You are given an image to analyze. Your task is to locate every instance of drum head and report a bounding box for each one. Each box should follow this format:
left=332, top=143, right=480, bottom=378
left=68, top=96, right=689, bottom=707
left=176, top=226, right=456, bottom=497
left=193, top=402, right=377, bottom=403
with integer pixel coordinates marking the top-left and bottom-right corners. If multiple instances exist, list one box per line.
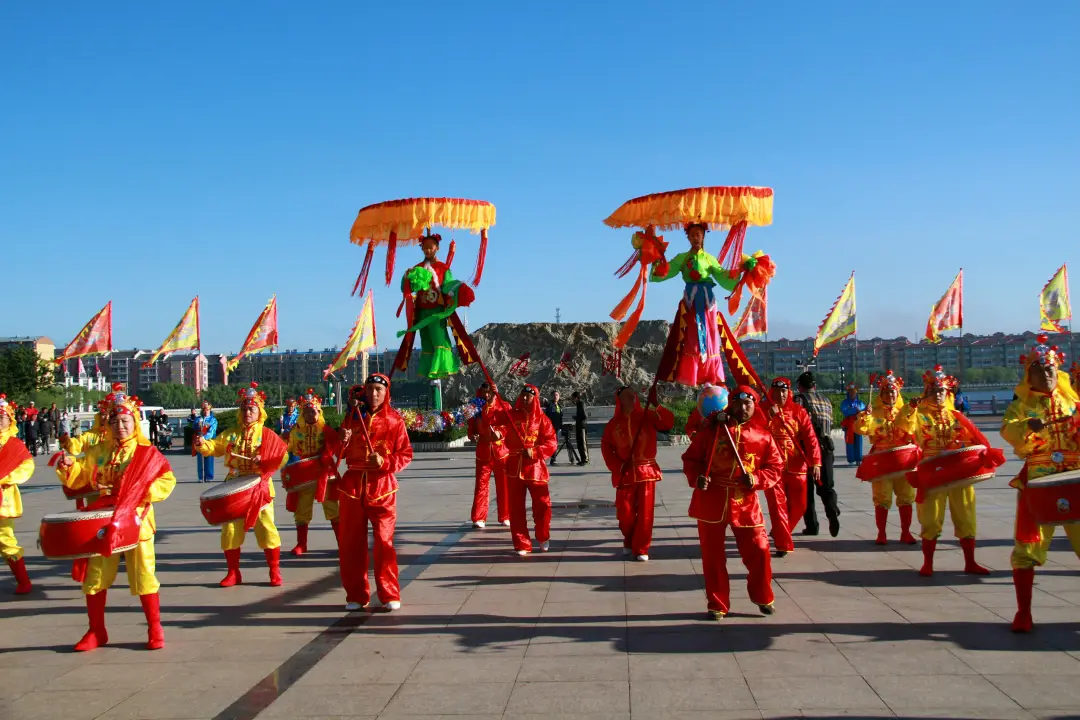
left=200, top=475, right=261, bottom=500
left=1027, top=468, right=1080, bottom=488
left=41, top=509, right=115, bottom=522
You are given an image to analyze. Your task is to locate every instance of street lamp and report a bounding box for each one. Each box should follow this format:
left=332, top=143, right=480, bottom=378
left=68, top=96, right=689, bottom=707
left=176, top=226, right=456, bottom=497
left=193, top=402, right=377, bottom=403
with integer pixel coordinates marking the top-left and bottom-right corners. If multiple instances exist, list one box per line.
left=840, top=364, right=846, bottom=390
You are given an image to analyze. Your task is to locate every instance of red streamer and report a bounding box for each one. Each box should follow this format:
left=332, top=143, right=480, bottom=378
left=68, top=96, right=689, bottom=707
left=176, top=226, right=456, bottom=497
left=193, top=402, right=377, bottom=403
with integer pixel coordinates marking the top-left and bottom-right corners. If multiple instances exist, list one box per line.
left=351, top=242, right=375, bottom=297
left=472, top=228, right=487, bottom=286
left=446, top=239, right=456, bottom=269
left=717, top=219, right=748, bottom=275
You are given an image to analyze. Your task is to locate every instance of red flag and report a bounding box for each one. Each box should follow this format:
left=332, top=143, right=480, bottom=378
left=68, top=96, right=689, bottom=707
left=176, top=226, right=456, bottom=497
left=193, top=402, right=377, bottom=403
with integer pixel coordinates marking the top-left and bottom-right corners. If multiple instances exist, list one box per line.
left=734, top=288, right=768, bottom=340
left=717, top=311, right=764, bottom=390
left=227, top=296, right=279, bottom=372
left=925, top=269, right=963, bottom=344
left=56, top=302, right=113, bottom=364
left=508, top=353, right=530, bottom=378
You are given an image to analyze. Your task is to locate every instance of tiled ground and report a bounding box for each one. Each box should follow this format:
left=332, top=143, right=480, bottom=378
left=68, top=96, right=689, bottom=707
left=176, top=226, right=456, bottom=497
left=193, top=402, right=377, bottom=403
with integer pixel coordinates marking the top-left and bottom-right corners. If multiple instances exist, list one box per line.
left=2, top=421, right=1080, bottom=719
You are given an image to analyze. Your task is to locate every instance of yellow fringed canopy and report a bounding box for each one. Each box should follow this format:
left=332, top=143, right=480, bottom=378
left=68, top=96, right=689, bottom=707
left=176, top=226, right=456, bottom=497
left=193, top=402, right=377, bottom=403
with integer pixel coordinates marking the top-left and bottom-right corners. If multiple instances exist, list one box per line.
left=604, top=186, right=773, bottom=231
left=350, top=197, right=496, bottom=246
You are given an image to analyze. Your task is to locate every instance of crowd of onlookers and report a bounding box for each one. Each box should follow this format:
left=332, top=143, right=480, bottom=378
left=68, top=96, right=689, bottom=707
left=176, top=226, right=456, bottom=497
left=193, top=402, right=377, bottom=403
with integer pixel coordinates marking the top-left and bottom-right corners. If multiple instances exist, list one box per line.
left=11, top=401, right=73, bottom=456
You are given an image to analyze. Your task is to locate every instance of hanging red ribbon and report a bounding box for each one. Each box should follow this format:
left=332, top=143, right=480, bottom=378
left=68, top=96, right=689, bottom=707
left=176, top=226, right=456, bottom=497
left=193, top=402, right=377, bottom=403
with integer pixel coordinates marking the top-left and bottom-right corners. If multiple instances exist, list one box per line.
left=445, top=239, right=456, bottom=269
left=384, top=231, right=398, bottom=287
left=472, top=228, right=488, bottom=286
left=610, top=227, right=667, bottom=349
left=716, top=219, right=748, bottom=276
left=351, top=242, right=376, bottom=297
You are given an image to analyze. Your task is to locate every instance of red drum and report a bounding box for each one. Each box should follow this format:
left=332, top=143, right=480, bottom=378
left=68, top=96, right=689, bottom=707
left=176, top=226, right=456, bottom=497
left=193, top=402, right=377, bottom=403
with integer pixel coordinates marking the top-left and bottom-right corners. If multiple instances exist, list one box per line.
left=1024, top=469, right=1080, bottom=525
left=908, top=445, right=997, bottom=496
left=199, top=475, right=267, bottom=526
left=38, top=509, right=140, bottom=560
left=62, top=484, right=99, bottom=502
left=281, top=456, right=335, bottom=494
left=856, top=444, right=921, bottom=483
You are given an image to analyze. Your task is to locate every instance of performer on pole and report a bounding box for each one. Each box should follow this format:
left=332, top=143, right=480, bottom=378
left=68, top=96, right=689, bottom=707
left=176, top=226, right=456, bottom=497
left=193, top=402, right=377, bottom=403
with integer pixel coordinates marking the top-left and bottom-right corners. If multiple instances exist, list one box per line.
left=468, top=382, right=511, bottom=529
left=853, top=371, right=918, bottom=545
left=682, top=386, right=783, bottom=619
left=285, top=389, right=341, bottom=555
left=504, top=384, right=558, bottom=556
left=195, top=383, right=288, bottom=588
left=55, top=389, right=176, bottom=651
left=1000, top=337, right=1080, bottom=632
left=601, top=386, right=674, bottom=561
left=0, top=395, right=33, bottom=595
left=759, top=378, right=821, bottom=557
left=338, top=376, right=413, bottom=611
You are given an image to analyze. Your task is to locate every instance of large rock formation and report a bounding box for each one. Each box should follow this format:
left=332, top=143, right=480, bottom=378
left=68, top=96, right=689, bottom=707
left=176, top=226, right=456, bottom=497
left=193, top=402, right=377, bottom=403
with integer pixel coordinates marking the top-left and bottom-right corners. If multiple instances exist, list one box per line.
left=442, top=320, right=696, bottom=405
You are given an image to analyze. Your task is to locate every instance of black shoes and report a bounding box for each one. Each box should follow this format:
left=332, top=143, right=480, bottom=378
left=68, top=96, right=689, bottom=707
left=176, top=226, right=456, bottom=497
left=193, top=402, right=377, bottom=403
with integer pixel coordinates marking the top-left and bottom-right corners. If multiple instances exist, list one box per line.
left=828, top=516, right=840, bottom=537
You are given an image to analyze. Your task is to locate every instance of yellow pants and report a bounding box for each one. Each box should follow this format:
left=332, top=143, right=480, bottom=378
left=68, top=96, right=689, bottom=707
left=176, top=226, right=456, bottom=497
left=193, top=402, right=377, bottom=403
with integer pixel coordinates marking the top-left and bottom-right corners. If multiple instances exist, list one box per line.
left=1011, top=523, right=1080, bottom=569
left=220, top=503, right=281, bottom=551
left=0, top=518, right=23, bottom=561
left=293, top=488, right=340, bottom=525
left=917, top=485, right=977, bottom=540
left=83, top=537, right=159, bottom=596
left=872, top=475, right=916, bottom=509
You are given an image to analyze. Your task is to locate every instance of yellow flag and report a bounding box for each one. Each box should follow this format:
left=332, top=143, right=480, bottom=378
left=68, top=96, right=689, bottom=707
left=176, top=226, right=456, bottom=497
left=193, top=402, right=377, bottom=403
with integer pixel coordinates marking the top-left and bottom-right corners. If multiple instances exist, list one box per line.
left=324, top=292, right=377, bottom=379
left=227, top=296, right=279, bottom=372
left=1039, top=264, right=1071, bottom=333
left=814, top=272, right=856, bottom=356
left=142, top=297, right=200, bottom=368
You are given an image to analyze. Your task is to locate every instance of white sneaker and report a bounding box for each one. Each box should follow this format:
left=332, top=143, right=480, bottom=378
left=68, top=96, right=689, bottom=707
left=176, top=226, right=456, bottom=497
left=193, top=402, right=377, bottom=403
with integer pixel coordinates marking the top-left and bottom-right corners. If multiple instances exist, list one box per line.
left=473, top=520, right=486, bottom=529
left=501, top=519, right=511, bottom=527
left=539, top=541, right=550, bottom=552
left=636, top=554, right=649, bottom=562
left=516, top=549, right=530, bottom=557
left=386, top=601, right=401, bottom=612
left=345, top=602, right=363, bottom=611
left=622, top=547, right=632, bottom=556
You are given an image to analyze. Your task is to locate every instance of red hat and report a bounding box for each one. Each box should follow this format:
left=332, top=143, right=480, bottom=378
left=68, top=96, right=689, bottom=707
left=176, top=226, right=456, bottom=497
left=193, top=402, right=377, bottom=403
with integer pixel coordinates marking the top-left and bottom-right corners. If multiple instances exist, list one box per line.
left=733, top=385, right=760, bottom=403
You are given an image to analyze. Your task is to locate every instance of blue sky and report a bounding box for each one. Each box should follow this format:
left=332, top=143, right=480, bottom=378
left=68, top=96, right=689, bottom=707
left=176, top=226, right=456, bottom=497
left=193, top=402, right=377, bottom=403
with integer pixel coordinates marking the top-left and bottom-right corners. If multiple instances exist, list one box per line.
left=3, top=2, right=1078, bottom=356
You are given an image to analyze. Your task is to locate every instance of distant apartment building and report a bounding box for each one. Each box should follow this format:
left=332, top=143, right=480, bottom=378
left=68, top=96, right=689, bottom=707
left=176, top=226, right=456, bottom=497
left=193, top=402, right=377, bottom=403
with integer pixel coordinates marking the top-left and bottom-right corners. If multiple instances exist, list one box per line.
left=226, top=348, right=371, bottom=388
left=0, top=335, right=56, bottom=363
left=57, top=350, right=230, bottom=393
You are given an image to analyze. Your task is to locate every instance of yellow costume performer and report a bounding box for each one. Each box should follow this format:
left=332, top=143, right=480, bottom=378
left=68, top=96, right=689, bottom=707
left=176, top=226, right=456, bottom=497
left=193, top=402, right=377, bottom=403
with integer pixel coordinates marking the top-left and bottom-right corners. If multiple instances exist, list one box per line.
left=1000, top=336, right=1080, bottom=632
left=853, top=371, right=918, bottom=545
left=900, top=366, right=991, bottom=577
left=0, top=395, right=34, bottom=594
left=196, top=382, right=287, bottom=587
left=56, top=387, right=175, bottom=651
left=286, top=389, right=341, bottom=555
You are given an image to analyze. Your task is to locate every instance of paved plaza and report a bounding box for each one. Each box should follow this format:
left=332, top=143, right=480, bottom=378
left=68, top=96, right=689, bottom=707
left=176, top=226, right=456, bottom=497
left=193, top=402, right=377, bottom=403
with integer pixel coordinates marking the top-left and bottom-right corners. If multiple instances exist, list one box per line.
left=3, top=421, right=1080, bottom=720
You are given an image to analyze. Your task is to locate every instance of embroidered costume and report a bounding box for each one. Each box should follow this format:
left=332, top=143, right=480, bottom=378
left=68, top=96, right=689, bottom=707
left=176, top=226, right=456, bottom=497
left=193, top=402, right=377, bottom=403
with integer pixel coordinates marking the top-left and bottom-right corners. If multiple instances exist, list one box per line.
left=0, top=395, right=33, bottom=594
left=285, top=390, right=341, bottom=555
left=503, top=384, right=559, bottom=555
left=468, top=384, right=511, bottom=528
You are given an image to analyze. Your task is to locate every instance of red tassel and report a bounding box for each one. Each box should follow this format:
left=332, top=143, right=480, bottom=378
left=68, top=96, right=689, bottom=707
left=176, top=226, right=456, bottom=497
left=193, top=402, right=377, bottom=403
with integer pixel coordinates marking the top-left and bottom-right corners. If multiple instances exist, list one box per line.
left=614, top=249, right=641, bottom=279
left=384, top=231, right=398, bottom=286
left=471, top=229, right=487, bottom=286
left=445, top=239, right=456, bottom=269
left=351, top=243, right=375, bottom=297
left=717, top=219, right=748, bottom=275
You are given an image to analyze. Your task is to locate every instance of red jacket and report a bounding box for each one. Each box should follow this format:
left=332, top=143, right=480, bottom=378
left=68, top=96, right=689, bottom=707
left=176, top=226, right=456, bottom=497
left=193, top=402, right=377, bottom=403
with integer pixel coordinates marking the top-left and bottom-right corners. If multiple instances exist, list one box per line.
left=759, top=398, right=821, bottom=476
left=682, top=418, right=783, bottom=527
left=468, top=396, right=511, bottom=464
left=503, top=405, right=558, bottom=484
left=601, top=404, right=674, bottom=487
left=339, top=405, right=414, bottom=504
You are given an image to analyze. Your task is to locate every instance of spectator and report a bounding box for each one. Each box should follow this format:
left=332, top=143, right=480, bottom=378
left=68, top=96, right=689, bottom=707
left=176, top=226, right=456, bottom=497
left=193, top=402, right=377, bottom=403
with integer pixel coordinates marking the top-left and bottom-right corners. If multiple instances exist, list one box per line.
left=37, top=413, right=52, bottom=453
left=571, top=391, right=590, bottom=466
left=48, top=402, right=61, bottom=438
left=24, top=401, right=38, bottom=424
left=954, top=386, right=971, bottom=415
left=793, top=372, right=841, bottom=537
left=148, top=409, right=159, bottom=445
left=840, top=385, right=867, bottom=466
left=24, top=413, right=38, bottom=456
left=59, top=411, right=71, bottom=438
left=71, top=413, right=82, bottom=438
left=191, top=402, right=218, bottom=482
left=545, top=391, right=566, bottom=465
left=279, top=397, right=299, bottom=438
left=15, top=408, right=26, bottom=441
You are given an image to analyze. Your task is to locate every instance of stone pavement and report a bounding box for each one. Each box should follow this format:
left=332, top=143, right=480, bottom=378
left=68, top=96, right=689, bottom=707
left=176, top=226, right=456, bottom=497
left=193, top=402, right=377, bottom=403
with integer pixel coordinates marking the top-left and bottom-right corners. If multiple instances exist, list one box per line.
left=2, top=422, right=1080, bottom=720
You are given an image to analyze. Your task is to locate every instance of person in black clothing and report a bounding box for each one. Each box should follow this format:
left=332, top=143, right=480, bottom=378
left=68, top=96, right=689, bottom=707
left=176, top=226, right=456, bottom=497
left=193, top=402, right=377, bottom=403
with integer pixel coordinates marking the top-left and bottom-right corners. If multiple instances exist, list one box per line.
left=24, top=415, right=38, bottom=456
left=37, top=414, right=52, bottom=453
left=571, top=392, right=590, bottom=466
left=546, top=391, right=575, bottom=465
left=148, top=410, right=159, bottom=445
left=792, top=371, right=841, bottom=537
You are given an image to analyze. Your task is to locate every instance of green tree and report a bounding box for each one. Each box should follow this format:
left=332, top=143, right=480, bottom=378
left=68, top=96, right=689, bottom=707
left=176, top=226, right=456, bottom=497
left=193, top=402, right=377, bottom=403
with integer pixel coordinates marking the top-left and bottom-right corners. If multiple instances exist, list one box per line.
left=0, top=346, right=55, bottom=403
left=144, top=383, right=199, bottom=409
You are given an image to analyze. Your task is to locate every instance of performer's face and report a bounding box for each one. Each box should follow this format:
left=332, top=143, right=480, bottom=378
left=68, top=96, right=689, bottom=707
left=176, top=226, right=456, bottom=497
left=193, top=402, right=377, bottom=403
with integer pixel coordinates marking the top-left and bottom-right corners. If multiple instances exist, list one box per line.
left=929, top=386, right=947, bottom=406
left=686, top=226, right=705, bottom=250
left=517, top=387, right=536, bottom=407
left=481, top=385, right=496, bottom=403
left=769, top=386, right=789, bottom=405
left=302, top=406, right=318, bottom=424
left=881, top=385, right=899, bottom=406
left=421, top=239, right=439, bottom=261
left=617, top=389, right=638, bottom=412
left=1028, top=362, right=1057, bottom=394
left=241, top=403, right=261, bottom=425
left=731, top=396, right=755, bottom=423
left=0, top=414, right=10, bottom=432
left=366, top=382, right=387, bottom=410
left=110, top=413, right=136, bottom=440
left=847, top=389, right=856, bottom=399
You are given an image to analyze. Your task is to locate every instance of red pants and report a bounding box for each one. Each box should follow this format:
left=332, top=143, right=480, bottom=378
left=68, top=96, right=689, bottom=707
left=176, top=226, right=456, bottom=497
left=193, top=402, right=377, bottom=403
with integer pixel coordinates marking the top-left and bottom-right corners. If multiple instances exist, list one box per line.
left=764, top=472, right=808, bottom=552
left=616, top=482, right=656, bottom=556
left=696, top=521, right=774, bottom=614
left=471, top=458, right=509, bottom=524
left=509, top=478, right=551, bottom=552
left=338, top=494, right=399, bottom=605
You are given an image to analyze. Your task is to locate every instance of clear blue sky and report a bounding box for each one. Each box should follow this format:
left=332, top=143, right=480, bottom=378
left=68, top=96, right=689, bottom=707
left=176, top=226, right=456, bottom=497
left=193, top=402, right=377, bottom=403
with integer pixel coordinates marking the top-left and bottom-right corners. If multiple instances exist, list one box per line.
left=3, top=2, right=1078, bottom=356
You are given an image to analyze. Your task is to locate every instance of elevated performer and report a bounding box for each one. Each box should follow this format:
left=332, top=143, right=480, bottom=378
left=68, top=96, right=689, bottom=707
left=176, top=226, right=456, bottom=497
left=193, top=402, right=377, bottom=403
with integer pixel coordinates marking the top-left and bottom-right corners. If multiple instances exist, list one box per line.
left=682, top=386, right=783, bottom=619
left=601, top=386, right=674, bottom=562
left=195, top=383, right=288, bottom=588
left=285, top=389, right=341, bottom=555
left=1000, top=337, right=1080, bottom=633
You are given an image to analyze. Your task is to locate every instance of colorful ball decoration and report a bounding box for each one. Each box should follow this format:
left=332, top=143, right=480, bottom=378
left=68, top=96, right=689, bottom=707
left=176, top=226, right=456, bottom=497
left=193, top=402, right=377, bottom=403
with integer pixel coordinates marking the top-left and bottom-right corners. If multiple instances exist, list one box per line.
left=697, top=384, right=729, bottom=417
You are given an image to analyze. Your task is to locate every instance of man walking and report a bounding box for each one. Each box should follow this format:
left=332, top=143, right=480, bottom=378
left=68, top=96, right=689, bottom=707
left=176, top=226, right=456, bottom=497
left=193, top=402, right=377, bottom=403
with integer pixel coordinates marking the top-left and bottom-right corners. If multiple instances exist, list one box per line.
left=545, top=391, right=567, bottom=465
left=793, top=372, right=840, bottom=537
left=571, top=391, right=590, bottom=466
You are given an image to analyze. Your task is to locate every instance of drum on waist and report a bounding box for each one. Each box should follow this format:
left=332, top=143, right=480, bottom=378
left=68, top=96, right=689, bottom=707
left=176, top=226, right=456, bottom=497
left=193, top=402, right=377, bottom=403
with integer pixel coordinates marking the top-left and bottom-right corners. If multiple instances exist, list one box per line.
left=857, top=444, right=921, bottom=483
left=907, top=444, right=998, bottom=497
left=199, top=475, right=268, bottom=526
left=38, top=508, right=140, bottom=560
left=1024, top=467, right=1080, bottom=525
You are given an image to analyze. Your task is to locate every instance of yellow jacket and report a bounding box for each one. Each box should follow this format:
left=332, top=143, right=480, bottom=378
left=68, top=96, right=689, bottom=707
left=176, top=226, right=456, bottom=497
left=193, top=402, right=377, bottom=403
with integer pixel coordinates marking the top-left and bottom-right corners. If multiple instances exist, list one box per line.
left=898, top=399, right=976, bottom=459
left=198, top=423, right=287, bottom=496
left=56, top=436, right=176, bottom=541
left=1000, top=373, right=1080, bottom=485
left=853, top=396, right=914, bottom=452
left=0, top=426, right=34, bottom=519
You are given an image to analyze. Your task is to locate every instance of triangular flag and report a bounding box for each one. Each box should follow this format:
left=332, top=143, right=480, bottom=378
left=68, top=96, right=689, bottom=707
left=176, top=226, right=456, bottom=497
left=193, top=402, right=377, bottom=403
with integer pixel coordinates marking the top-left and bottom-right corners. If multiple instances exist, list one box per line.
left=1039, top=264, right=1071, bottom=333
left=227, top=296, right=279, bottom=373
left=925, top=269, right=963, bottom=344
left=324, top=292, right=378, bottom=379
left=56, top=302, right=113, bottom=365
left=814, top=273, right=856, bottom=356
left=734, top=288, right=768, bottom=341
left=142, top=297, right=201, bottom=368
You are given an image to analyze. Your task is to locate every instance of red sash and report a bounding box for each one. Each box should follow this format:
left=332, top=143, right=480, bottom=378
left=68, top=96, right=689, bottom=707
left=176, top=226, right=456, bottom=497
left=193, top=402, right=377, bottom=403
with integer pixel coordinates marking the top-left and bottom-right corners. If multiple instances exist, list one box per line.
left=245, top=429, right=288, bottom=531
left=0, top=437, right=33, bottom=502
left=95, top=444, right=171, bottom=556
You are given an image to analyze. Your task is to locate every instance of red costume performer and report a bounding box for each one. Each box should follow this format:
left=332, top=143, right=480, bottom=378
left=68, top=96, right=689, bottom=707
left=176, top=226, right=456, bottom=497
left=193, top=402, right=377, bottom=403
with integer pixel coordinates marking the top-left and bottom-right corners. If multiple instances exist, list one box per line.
left=682, top=386, right=783, bottom=618
left=759, top=377, right=822, bottom=557
left=338, top=375, right=414, bottom=611
left=503, top=384, right=558, bottom=555
left=601, top=386, right=674, bottom=560
left=468, top=382, right=511, bottom=528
